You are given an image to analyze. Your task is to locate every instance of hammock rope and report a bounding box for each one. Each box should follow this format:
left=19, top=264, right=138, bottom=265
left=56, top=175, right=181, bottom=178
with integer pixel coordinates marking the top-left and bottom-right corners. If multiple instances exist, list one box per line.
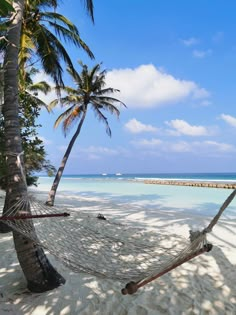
left=0, top=189, right=235, bottom=294
left=0, top=152, right=235, bottom=294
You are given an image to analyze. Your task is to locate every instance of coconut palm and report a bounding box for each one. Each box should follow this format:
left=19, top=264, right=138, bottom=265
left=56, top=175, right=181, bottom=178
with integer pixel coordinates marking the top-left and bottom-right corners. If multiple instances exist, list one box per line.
left=46, top=62, right=126, bottom=206
left=20, top=0, right=94, bottom=86
left=1, top=0, right=95, bottom=292
left=0, top=0, right=94, bottom=87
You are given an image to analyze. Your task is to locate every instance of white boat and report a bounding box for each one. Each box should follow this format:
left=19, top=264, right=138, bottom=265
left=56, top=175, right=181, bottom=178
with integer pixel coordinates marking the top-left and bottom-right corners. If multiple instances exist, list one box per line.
left=116, top=173, right=122, bottom=176
left=102, top=173, right=107, bottom=176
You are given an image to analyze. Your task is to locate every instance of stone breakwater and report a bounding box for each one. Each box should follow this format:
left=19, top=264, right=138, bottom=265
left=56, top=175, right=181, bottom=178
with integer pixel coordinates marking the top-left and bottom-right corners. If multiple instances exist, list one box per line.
left=143, top=180, right=236, bottom=189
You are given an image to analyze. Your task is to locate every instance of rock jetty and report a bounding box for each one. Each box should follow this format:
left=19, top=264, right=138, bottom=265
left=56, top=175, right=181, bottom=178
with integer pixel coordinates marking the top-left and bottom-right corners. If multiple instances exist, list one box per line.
left=142, top=180, right=236, bottom=189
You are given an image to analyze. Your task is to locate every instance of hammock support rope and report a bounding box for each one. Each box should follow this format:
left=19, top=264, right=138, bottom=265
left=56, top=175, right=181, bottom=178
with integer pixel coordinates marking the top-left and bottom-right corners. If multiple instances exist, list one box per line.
left=0, top=212, right=70, bottom=220
left=121, top=243, right=213, bottom=295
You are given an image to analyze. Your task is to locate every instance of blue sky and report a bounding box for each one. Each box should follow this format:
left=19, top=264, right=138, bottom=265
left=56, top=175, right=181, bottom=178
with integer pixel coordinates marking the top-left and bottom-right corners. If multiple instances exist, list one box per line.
left=36, top=0, right=236, bottom=174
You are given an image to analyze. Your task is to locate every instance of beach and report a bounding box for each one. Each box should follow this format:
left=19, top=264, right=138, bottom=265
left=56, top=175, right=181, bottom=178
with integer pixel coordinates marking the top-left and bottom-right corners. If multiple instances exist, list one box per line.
left=0, top=177, right=236, bottom=315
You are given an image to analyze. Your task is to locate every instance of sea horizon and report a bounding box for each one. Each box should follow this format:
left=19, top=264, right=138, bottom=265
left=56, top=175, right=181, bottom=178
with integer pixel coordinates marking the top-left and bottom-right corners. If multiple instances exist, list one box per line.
left=38, top=171, right=236, bottom=183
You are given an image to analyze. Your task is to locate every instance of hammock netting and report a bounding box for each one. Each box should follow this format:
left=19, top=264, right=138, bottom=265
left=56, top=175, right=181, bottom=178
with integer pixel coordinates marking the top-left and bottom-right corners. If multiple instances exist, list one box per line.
left=1, top=189, right=235, bottom=293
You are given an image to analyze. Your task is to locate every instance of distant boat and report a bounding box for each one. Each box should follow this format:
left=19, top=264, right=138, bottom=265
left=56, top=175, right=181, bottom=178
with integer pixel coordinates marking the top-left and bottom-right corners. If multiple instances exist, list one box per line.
left=102, top=173, right=107, bottom=176
left=116, top=173, right=122, bottom=176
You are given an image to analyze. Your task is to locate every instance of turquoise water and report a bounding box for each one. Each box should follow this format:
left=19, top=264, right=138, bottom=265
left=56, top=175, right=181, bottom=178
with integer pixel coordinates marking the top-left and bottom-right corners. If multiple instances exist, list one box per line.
left=35, top=174, right=236, bottom=218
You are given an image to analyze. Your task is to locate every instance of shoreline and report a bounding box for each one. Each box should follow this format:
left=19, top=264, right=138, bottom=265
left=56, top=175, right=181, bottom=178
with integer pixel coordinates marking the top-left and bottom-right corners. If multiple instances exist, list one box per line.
left=142, top=179, right=236, bottom=189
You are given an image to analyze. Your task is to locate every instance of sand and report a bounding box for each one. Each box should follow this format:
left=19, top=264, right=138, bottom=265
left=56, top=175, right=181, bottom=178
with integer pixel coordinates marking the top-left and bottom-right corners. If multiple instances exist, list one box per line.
left=0, top=189, right=236, bottom=315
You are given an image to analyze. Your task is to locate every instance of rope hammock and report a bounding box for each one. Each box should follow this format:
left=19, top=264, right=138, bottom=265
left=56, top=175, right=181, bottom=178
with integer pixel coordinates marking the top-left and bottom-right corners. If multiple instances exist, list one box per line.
left=1, top=151, right=235, bottom=294
left=1, top=188, right=235, bottom=295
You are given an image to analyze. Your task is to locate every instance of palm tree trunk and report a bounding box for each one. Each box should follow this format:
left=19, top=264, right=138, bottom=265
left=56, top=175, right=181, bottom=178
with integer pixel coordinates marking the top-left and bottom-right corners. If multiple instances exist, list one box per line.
left=46, top=110, right=87, bottom=206
left=1, top=0, right=65, bottom=292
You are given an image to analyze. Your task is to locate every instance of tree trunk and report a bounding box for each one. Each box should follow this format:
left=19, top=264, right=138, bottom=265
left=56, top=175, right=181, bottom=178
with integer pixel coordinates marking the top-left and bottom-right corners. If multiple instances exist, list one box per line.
left=46, top=110, right=87, bottom=206
left=1, top=0, right=65, bottom=292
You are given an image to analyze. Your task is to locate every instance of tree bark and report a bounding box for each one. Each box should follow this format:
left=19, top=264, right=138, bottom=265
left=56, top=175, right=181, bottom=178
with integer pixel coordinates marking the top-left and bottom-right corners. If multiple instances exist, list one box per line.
left=1, top=0, right=65, bottom=292
left=46, top=110, right=87, bottom=206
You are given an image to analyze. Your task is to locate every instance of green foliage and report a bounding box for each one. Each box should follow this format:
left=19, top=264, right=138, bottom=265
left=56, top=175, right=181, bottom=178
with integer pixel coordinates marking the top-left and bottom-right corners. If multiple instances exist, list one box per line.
left=0, top=0, right=14, bottom=16
left=18, top=0, right=94, bottom=87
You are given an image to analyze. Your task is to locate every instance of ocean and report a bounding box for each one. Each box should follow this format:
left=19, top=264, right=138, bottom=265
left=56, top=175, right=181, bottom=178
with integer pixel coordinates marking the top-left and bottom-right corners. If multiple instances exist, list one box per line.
left=34, top=173, right=236, bottom=219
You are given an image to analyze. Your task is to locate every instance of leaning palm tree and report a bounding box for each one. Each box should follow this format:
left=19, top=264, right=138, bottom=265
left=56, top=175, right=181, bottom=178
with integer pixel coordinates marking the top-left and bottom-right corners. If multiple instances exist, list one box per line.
left=1, top=0, right=95, bottom=293
left=46, top=62, right=126, bottom=206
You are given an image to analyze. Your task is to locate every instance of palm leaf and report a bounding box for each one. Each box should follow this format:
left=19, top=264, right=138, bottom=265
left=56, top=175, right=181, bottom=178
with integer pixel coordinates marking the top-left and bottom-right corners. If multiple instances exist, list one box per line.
left=0, top=0, right=14, bottom=16
left=92, top=106, right=112, bottom=137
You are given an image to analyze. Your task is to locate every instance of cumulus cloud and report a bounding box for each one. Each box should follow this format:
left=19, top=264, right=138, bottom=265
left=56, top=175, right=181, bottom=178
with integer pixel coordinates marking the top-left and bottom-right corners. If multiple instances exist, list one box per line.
left=131, top=138, right=236, bottom=154
left=165, top=119, right=209, bottom=136
left=193, top=49, right=212, bottom=58
left=181, top=37, right=199, bottom=46
left=220, top=114, right=236, bottom=127
left=105, top=64, right=209, bottom=108
left=124, top=118, right=157, bottom=134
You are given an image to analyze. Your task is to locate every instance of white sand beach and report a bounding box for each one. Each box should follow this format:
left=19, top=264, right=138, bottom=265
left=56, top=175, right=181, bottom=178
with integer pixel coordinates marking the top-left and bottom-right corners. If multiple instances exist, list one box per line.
left=0, top=188, right=236, bottom=315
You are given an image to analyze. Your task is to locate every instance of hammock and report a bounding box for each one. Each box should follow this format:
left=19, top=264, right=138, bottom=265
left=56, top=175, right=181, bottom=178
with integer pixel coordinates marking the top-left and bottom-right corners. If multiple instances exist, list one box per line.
left=1, top=188, right=235, bottom=295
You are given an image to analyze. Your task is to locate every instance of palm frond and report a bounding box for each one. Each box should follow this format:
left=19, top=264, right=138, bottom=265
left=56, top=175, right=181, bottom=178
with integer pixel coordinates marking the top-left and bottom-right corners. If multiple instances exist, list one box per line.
left=54, top=104, right=78, bottom=128
left=91, top=98, right=120, bottom=118
left=81, top=0, right=94, bottom=23
left=97, top=87, right=120, bottom=95
left=62, top=108, right=83, bottom=136
left=63, top=86, right=81, bottom=96
left=23, top=90, right=49, bottom=111
left=41, top=12, right=80, bottom=34
left=48, top=98, right=60, bottom=111
left=67, top=66, right=83, bottom=87
left=93, top=95, right=126, bottom=108
left=28, top=81, right=51, bottom=94
left=92, top=106, right=112, bottom=137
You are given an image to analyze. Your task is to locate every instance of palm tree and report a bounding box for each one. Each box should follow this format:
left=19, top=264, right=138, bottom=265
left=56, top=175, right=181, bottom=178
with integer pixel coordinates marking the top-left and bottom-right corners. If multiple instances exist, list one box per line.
left=19, top=0, right=94, bottom=87
left=0, top=0, right=94, bottom=87
left=1, top=0, right=95, bottom=292
left=46, top=62, right=126, bottom=206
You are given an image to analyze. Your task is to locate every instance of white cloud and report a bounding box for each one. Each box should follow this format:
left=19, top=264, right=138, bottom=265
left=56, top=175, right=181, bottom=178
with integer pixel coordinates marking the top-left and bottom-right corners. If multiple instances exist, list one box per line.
left=169, top=141, right=192, bottom=152
left=78, top=146, right=119, bottom=156
left=220, top=114, right=236, bottom=127
left=131, top=138, right=236, bottom=155
left=124, top=118, right=157, bottom=134
left=55, top=145, right=119, bottom=161
left=165, top=119, right=209, bottom=136
left=193, top=49, right=212, bottom=58
left=203, top=141, right=235, bottom=152
left=105, top=64, right=209, bottom=108
left=181, top=37, right=199, bottom=46
left=200, top=100, right=212, bottom=106
left=131, top=138, right=162, bottom=147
